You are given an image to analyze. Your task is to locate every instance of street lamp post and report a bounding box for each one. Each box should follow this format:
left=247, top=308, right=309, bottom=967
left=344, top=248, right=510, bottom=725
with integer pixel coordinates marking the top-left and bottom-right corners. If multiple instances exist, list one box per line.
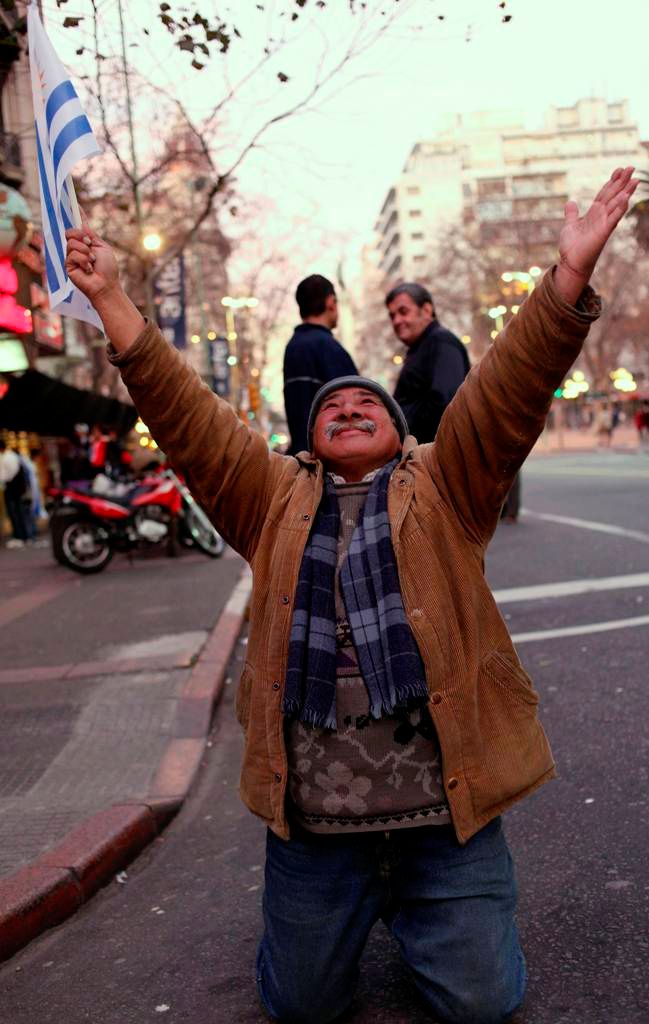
left=221, top=295, right=258, bottom=411
left=189, top=178, right=210, bottom=377
left=141, top=229, right=162, bottom=320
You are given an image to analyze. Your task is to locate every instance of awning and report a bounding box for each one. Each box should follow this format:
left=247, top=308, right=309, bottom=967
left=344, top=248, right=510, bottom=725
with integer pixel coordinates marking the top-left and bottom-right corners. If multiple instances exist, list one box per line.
left=0, top=369, right=137, bottom=437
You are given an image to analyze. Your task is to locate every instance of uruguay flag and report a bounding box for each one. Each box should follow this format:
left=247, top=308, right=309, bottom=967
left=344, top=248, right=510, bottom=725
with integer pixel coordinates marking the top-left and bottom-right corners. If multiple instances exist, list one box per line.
left=27, top=6, right=103, bottom=331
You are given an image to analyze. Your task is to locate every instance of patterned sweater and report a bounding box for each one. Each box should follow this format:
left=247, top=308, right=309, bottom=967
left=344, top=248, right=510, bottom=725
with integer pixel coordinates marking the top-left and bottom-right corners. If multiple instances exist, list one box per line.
left=286, top=480, right=450, bottom=833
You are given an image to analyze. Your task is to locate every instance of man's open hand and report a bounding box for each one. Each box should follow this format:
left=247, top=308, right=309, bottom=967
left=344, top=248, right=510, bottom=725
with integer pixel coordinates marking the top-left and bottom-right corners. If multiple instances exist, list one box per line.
left=555, top=167, right=638, bottom=303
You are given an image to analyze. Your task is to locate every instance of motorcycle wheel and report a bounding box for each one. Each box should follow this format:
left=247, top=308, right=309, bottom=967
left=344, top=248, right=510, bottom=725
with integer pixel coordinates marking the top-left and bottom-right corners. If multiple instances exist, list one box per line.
left=183, top=507, right=225, bottom=558
left=60, top=519, right=113, bottom=574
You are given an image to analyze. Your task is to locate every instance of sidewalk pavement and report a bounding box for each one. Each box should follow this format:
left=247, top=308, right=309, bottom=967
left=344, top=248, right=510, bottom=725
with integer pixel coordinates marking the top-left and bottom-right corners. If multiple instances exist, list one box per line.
left=0, top=542, right=252, bottom=962
left=531, top=423, right=641, bottom=455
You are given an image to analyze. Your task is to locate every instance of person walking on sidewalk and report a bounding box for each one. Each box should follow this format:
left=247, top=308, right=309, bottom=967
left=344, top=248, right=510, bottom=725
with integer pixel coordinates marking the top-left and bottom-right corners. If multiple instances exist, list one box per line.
left=66, top=167, right=636, bottom=1024
left=594, top=400, right=614, bottom=447
left=0, top=439, right=29, bottom=547
left=283, top=274, right=358, bottom=455
left=634, top=400, right=649, bottom=452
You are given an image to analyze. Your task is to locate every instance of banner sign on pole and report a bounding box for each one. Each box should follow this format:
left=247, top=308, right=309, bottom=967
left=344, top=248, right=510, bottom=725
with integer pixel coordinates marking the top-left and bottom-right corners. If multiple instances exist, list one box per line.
left=153, top=255, right=186, bottom=349
left=208, top=336, right=230, bottom=397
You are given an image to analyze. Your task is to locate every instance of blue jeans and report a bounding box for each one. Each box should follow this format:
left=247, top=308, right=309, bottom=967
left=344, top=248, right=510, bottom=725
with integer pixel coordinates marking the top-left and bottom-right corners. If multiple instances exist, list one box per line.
left=257, top=818, right=525, bottom=1024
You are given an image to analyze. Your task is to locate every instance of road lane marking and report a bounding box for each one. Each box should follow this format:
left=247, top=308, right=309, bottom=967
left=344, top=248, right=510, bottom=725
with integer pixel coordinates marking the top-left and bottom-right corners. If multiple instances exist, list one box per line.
left=522, top=509, right=649, bottom=545
left=512, top=613, right=649, bottom=644
left=493, top=571, right=649, bottom=604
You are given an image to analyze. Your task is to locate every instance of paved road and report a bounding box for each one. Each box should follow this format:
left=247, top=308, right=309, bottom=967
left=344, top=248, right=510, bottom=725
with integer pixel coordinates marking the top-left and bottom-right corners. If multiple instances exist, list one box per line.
left=1, top=452, right=648, bottom=1022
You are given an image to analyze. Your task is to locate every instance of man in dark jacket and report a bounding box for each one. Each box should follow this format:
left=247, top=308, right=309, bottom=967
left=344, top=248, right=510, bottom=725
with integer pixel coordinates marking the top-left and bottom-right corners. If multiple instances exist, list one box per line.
left=283, top=274, right=358, bottom=454
left=387, top=282, right=470, bottom=444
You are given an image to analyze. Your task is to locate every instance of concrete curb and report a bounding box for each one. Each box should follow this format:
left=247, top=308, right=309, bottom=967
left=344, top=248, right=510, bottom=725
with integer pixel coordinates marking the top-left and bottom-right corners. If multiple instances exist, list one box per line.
left=0, top=567, right=252, bottom=963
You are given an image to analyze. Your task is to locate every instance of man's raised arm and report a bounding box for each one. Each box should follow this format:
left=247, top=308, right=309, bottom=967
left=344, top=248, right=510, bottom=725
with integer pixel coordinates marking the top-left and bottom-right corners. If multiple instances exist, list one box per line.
left=65, top=225, right=288, bottom=561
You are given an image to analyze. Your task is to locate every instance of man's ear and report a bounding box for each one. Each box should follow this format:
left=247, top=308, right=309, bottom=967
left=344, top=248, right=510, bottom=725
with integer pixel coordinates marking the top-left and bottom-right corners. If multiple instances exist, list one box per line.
left=422, top=301, right=435, bottom=319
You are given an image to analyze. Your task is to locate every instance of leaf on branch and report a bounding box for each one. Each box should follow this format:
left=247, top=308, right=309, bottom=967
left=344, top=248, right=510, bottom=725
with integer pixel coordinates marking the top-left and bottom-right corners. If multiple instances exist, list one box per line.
left=277, top=71, right=289, bottom=82
left=56, top=0, right=70, bottom=7
left=159, top=2, right=171, bottom=10
left=191, top=59, right=205, bottom=70
left=215, top=29, right=231, bottom=52
left=502, top=14, right=512, bottom=22
left=63, top=16, right=83, bottom=27
left=178, top=35, right=195, bottom=51
left=75, top=47, right=84, bottom=55
left=160, top=13, right=175, bottom=30
left=197, top=42, right=209, bottom=56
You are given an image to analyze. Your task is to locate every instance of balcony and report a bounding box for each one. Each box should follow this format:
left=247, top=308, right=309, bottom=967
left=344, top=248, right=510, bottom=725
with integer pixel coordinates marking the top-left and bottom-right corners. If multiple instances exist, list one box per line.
left=0, top=130, right=23, bottom=184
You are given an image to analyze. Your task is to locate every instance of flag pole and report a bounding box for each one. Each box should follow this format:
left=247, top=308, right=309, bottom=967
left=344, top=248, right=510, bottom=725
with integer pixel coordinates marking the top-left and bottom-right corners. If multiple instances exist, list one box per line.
left=66, top=175, right=83, bottom=229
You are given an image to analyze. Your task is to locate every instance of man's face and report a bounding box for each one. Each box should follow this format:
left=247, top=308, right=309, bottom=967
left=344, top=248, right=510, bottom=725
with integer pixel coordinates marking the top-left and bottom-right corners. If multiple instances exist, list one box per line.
left=387, top=292, right=434, bottom=346
left=312, top=387, right=401, bottom=481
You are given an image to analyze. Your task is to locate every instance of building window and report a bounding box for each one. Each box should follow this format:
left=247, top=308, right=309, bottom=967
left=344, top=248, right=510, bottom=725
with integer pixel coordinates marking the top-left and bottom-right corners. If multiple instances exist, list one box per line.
left=406, top=186, right=420, bottom=195
left=557, top=107, right=579, bottom=128
left=477, top=178, right=506, bottom=199
left=409, top=209, right=422, bottom=218
left=608, top=103, right=624, bottom=124
left=411, top=231, right=424, bottom=240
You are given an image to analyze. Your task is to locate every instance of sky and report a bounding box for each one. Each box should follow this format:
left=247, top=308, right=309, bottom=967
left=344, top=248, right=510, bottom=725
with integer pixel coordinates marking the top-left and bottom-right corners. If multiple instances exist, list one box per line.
left=40, top=0, right=649, bottom=336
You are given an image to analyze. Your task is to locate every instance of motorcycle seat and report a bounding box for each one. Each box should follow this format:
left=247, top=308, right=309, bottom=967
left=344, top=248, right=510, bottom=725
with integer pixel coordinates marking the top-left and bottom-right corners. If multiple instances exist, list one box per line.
left=109, top=485, right=150, bottom=507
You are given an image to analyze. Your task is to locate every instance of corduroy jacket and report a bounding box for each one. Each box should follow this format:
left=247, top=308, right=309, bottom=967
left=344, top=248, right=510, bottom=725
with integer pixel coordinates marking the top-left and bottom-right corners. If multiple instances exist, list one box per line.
left=110, top=270, right=600, bottom=843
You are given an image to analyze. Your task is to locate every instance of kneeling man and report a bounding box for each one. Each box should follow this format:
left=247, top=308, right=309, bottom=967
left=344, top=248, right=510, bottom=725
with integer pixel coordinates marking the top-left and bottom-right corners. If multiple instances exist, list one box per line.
left=66, top=168, right=636, bottom=1023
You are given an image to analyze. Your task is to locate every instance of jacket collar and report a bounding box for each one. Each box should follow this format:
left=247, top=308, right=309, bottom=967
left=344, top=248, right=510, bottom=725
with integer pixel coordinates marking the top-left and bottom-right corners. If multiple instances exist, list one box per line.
left=406, top=318, right=440, bottom=354
left=293, top=322, right=333, bottom=337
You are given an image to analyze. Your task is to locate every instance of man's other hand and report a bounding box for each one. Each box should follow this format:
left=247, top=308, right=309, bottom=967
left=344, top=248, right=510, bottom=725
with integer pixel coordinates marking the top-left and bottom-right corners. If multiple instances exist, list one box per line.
left=555, top=166, right=638, bottom=304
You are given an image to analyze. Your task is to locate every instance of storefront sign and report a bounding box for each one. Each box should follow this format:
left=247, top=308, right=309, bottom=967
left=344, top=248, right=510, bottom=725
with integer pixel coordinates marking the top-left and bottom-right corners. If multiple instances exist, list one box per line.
left=153, top=255, right=186, bottom=350
left=208, top=336, right=230, bottom=397
left=30, top=280, right=64, bottom=350
left=0, top=257, right=31, bottom=335
left=0, top=186, right=32, bottom=258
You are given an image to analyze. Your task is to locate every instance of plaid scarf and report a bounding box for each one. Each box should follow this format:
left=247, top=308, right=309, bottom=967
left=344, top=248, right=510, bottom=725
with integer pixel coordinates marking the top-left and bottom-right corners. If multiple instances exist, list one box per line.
left=283, top=459, right=429, bottom=730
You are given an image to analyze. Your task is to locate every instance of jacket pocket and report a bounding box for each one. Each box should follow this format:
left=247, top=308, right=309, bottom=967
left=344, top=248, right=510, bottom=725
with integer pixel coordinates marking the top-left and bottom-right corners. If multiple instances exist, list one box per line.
left=464, top=649, right=551, bottom=819
left=235, top=663, right=253, bottom=732
left=482, top=650, right=539, bottom=706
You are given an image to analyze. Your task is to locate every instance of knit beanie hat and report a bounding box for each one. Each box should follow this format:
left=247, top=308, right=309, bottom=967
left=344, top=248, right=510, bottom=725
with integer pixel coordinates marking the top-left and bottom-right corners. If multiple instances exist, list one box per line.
left=307, top=375, right=409, bottom=452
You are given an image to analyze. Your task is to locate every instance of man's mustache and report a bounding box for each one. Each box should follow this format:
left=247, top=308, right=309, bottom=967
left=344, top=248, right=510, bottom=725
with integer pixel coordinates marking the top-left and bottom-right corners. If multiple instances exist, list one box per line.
left=324, top=419, right=377, bottom=441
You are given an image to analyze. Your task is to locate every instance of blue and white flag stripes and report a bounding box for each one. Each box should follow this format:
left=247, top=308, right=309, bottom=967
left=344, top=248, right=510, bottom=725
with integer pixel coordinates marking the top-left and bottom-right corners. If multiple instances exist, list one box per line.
left=27, top=5, right=103, bottom=331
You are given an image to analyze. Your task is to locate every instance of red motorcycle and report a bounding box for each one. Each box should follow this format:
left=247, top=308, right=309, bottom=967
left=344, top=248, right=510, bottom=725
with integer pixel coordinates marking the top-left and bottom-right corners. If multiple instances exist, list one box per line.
left=49, top=468, right=224, bottom=573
